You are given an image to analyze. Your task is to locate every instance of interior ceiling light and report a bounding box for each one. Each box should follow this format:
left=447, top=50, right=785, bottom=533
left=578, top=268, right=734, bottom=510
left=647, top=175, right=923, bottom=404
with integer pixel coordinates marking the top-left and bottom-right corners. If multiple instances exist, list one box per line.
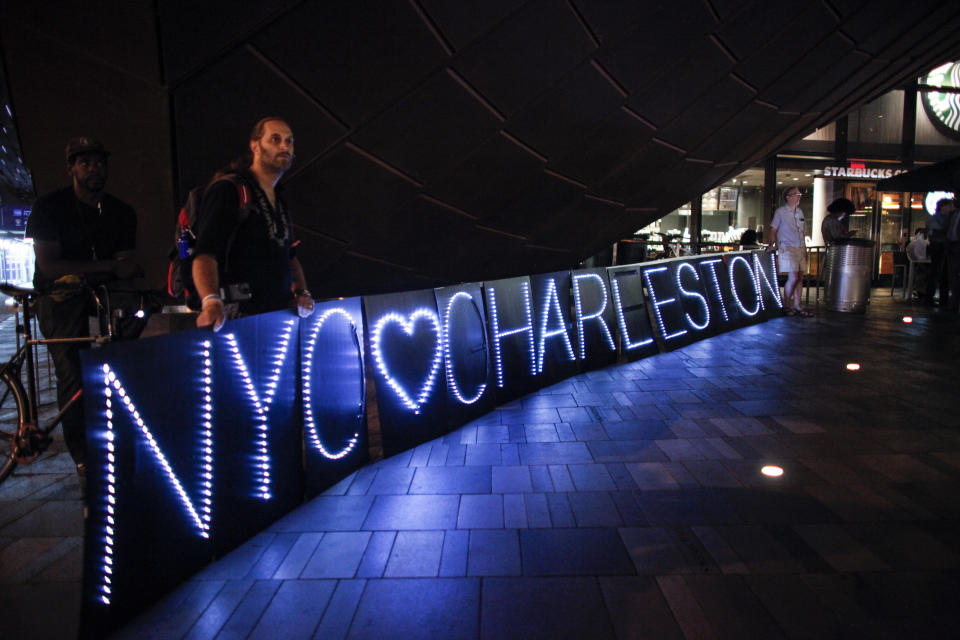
left=761, top=465, right=784, bottom=477
left=846, top=363, right=861, bottom=371
left=903, top=316, right=913, bottom=323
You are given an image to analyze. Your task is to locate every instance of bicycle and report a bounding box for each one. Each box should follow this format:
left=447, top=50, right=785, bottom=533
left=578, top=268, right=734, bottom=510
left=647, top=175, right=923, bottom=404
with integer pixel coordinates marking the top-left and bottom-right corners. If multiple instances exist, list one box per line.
left=0, top=282, right=155, bottom=483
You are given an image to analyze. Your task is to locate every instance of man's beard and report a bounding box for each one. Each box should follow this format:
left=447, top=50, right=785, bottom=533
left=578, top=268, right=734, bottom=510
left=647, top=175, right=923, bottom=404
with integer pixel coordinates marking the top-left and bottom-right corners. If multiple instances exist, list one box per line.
left=81, top=175, right=105, bottom=192
left=258, top=145, right=293, bottom=172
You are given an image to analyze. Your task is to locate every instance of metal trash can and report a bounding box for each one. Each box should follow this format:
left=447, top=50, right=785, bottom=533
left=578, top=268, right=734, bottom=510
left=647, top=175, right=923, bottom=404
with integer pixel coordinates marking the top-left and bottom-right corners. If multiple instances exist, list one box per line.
left=822, top=238, right=875, bottom=312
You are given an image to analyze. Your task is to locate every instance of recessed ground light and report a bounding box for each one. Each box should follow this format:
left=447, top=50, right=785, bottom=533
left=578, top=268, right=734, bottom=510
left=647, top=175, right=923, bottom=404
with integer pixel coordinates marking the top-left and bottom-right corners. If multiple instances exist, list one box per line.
left=903, top=316, right=913, bottom=323
left=761, top=465, right=784, bottom=477
left=846, top=363, right=861, bottom=371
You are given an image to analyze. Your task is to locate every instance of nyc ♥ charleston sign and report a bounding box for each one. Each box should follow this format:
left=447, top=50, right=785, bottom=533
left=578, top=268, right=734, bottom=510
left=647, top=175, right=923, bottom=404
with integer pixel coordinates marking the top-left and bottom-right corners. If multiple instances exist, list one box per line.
left=80, top=250, right=782, bottom=634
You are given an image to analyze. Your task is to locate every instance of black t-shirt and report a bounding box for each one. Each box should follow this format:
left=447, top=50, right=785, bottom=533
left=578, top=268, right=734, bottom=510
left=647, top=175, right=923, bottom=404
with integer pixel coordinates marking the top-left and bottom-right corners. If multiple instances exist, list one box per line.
left=193, top=172, right=294, bottom=314
left=25, top=187, right=137, bottom=289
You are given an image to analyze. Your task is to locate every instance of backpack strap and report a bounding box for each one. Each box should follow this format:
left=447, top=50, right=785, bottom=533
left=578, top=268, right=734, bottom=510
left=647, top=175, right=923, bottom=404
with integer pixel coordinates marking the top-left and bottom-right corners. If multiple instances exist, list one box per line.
left=237, top=183, right=251, bottom=209
left=211, top=173, right=255, bottom=278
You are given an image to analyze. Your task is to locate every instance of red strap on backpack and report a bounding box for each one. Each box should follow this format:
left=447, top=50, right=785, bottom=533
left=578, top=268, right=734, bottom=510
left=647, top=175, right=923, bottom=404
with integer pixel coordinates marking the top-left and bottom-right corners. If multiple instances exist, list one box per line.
left=237, top=184, right=251, bottom=209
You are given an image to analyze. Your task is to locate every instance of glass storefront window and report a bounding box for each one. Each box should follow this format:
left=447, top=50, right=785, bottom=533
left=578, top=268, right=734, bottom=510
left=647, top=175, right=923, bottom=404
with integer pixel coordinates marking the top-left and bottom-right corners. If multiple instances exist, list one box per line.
left=634, top=167, right=767, bottom=246
left=0, top=236, right=34, bottom=286
left=909, top=193, right=927, bottom=234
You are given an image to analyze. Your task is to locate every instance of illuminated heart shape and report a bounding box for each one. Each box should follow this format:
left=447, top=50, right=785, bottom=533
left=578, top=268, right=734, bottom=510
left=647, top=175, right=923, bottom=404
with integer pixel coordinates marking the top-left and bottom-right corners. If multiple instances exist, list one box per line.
left=371, top=309, right=443, bottom=414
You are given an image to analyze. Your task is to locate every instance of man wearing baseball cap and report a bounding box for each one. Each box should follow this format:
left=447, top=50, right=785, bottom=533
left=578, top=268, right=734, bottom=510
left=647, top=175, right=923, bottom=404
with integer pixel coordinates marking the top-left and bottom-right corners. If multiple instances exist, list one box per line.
left=24, top=136, right=141, bottom=495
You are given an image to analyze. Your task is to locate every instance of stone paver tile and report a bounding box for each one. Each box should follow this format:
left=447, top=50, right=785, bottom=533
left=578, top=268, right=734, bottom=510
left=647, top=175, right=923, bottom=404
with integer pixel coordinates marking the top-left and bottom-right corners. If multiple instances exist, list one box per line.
left=350, top=578, right=480, bottom=639
left=439, top=530, right=469, bottom=577
left=384, top=530, right=443, bottom=577
left=458, top=494, right=503, bottom=529
left=313, top=579, right=366, bottom=640
left=655, top=575, right=714, bottom=640
left=468, top=529, right=521, bottom=576
left=301, top=531, right=372, bottom=578
left=483, top=577, right=616, bottom=639
left=248, top=580, right=335, bottom=640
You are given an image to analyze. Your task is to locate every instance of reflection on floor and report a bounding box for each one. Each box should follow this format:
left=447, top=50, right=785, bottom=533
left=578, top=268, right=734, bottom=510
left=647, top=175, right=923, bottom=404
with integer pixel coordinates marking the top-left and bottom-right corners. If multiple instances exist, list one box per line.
left=4, top=295, right=960, bottom=639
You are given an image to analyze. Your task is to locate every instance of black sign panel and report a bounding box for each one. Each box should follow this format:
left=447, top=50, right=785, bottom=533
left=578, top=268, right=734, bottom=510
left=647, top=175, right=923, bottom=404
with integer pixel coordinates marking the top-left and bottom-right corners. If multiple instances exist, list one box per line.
left=207, top=312, right=303, bottom=547
left=751, top=250, right=785, bottom=319
left=300, top=298, right=368, bottom=496
left=641, top=259, right=718, bottom=351
left=81, top=309, right=302, bottom=631
left=570, top=268, right=618, bottom=372
left=530, top=271, right=579, bottom=386
left=482, top=276, right=539, bottom=404
left=694, top=254, right=742, bottom=334
left=434, top=283, right=495, bottom=428
left=363, top=289, right=447, bottom=456
left=606, top=266, right=658, bottom=362
left=724, top=251, right=783, bottom=325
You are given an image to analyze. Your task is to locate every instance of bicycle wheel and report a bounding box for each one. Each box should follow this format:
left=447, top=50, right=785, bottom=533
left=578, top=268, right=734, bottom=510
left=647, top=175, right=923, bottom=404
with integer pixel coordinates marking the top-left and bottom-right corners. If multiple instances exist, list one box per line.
left=0, top=369, right=28, bottom=483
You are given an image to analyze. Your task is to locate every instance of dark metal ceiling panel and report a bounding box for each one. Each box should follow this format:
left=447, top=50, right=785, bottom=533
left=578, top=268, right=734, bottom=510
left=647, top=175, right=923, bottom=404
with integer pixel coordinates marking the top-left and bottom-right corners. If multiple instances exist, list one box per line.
left=451, top=0, right=596, bottom=117
left=343, top=196, right=476, bottom=277
left=548, top=107, right=656, bottom=184
left=654, top=77, right=757, bottom=151
left=855, top=3, right=955, bottom=58
left=504, top=62, right=625, bottom=163
left=594, top=0, right=715, bottom=95
left=417, top=0, right=528, bottom=51
left=760, top=33, right=857, bottom=111
left=692, top=104, right=796, bottom=164
left=288, top=146, right=421, bottom=245
left=569, top=0, right=669, bottom=44
left=730, top=3, right=841, bottom=89
left=158, top=0, right=299, bottom=84
left=595, top=143, right=685, bottom=201
left=713, top=0, right=805, bottom=61
left=350, top=71, right=503, bottom=185
left=625, top=38, right=735, bottom=128
left=428, top=135, right=544, bottom=226
left=251, top=0, right=448, bottom=127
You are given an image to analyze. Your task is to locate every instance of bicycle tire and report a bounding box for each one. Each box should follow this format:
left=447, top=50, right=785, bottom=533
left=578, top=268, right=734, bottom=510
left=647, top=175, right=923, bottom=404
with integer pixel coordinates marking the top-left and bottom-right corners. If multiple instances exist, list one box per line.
left=0, top=369, right=28, bottom=483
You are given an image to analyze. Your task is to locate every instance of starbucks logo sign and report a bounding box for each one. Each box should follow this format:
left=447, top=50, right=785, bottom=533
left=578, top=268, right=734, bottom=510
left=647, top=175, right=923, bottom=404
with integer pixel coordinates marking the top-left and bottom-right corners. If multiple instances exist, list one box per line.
left=922, top=62, right=960, bottom=140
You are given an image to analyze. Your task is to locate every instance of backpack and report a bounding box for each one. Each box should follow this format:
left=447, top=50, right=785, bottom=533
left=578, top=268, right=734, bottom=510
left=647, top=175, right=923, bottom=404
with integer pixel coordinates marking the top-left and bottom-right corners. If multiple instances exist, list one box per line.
left=167, top=174, right=252, bottom=309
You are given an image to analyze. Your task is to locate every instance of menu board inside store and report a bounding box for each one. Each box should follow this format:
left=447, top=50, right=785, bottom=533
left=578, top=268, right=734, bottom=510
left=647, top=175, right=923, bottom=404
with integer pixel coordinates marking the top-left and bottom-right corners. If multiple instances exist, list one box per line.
left=699, top=187, right=738, bottom=212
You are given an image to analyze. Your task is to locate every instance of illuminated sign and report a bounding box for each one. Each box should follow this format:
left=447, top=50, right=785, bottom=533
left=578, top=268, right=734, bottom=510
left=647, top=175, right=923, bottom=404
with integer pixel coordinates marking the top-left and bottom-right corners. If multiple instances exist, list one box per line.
left=535, top=277, right=575, bottom=373
left=435, top=283, right=495, bottom=427
left=570, top=268, right=618, bottom=371
left=822, top=165, right=907, bottom=179
left=530, top=272, right=579, bottom=383
left=300, top=300, right=368, bottom=496
left=80, top=251, right=783, bottom=636
left=302, top=308, right=363, bottom=461
left=607, top=267, right=656, bottom=361
left=925, top=190, right=956, bottom=214
left=921, top=61, right=960, bottom=141
left=364, top=290, right=448, bottom=456
left=370, top=309, right=443, bottom=415
left=643, top=265, right=689, bottom=342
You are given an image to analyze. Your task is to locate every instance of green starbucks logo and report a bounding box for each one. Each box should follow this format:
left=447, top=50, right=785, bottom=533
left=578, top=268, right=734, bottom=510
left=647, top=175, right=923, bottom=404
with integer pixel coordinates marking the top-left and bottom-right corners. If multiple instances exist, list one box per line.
left=922, top=62, right=960, bottom=140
